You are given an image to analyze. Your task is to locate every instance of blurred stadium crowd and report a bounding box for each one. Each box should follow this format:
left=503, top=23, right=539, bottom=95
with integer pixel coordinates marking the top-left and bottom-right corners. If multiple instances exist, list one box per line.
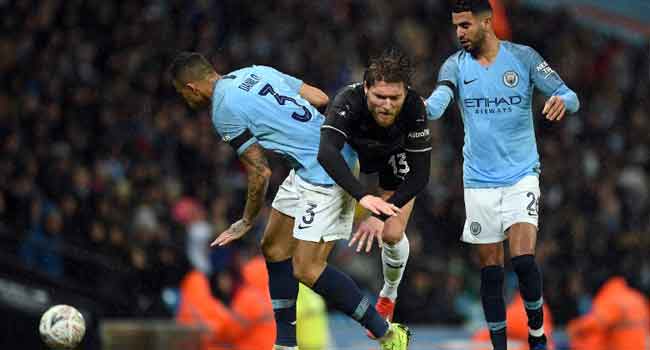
left=1, top=0, right=649, bottom=328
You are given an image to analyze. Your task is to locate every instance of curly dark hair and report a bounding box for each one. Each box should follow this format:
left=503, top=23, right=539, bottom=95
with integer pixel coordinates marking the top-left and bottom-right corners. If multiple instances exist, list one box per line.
left=452, top=0, right=493, bottom=14
left=363, top=48, right=414, bottom=87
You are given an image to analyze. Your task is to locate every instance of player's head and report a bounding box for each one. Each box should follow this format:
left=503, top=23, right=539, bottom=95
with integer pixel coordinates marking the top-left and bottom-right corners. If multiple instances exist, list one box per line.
left=452, top=0, right=494, bottom=54
left=169, top=52, right=219, bottom=109
left=363, top=48, right=413, bottom=128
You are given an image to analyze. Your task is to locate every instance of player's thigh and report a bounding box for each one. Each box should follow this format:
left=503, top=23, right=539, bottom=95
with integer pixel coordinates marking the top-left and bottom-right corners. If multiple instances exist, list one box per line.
left=260, top=208, right=296, bottom=262
left=293, top=176, right=355, bottom=243
left=379, top=189, right=414, bottom=244
left=461, top=187, right=505, bottom=244
left=264, top=170, right=300, bottom=261
left=476, top=242, right=505, bottom=267
left=507, top=223, right=537, bottom=257
left=502, top=175, right=540, bottom=256
left=292, top=239, right=336, bottom=287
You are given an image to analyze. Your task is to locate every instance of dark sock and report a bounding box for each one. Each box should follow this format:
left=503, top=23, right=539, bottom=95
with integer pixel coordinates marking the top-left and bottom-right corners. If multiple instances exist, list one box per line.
left=481, top=265, right=507, bottom=350
left=512, top=254, right=544, bottom=331
left=312, top=265, right=389, bottom=338
left=267, top=259, right=298, bottom=347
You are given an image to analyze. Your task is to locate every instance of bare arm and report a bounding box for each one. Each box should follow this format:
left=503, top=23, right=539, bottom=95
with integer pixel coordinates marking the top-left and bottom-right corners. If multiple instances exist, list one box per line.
left=211, top=143, right=271, bottom=247
left=299, top=83, right=329, bottom=107
left=239, top=143, right=272, bottom=224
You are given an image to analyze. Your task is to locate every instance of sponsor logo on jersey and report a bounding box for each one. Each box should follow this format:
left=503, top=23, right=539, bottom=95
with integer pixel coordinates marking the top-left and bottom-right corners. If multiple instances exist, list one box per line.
left=463, top=96, right=523, bottom=115
left=503, top=70, right=519, bottom=88
left=408, top=129, right=430, bottom=139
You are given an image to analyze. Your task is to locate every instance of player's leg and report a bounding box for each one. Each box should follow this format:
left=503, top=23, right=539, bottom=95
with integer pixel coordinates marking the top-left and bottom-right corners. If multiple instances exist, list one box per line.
left=504, top=176, right=546, bottom=349
left=462, top=186, right=508, bottom=350
left=291, top=175, right=409, bottom=349
left=477, top=243, right=507, bottom=350
left=292, top=239, right=391, bottom=339
left=265, top=172, right=300, bottom=349
left=375, top=188, right=414, bottom=322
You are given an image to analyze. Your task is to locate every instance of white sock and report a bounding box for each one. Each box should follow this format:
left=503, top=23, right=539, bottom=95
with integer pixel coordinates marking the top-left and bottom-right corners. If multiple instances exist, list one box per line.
left=529, top=326, right=544, bottom=337
left=380, top=234, right=409, bottom=301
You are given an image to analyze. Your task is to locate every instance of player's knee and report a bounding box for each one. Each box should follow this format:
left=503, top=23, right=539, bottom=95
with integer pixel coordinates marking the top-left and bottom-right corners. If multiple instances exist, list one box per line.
left=480, top=266, right=504, bottom=296
left=382, top=229, right=404, bottom=245
left=291, top=255, right=321, bottom=285
left=261, top=236, right=288, bottom=262
left=511, top=254, right=536, bottom=275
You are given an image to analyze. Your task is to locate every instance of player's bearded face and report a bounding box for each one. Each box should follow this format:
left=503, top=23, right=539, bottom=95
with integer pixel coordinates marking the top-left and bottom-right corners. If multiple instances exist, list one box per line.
left=365, top=81, right=406, bottom=128
left=452, top=11, right=486, bottom=54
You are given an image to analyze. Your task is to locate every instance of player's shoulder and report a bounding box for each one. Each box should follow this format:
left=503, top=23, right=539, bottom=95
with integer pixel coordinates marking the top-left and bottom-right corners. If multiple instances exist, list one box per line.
left=400, top=87, right=427, bottom=124
left=501, top=41, right=537, bottom=62
left=443, top=49, right=466, bottom=65
left=335, top=82, right=363, bottom=98
left=332, top=82, right=364, bottom=108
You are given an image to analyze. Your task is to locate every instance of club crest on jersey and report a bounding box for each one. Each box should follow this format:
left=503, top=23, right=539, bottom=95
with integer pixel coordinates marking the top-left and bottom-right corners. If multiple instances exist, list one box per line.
left=470, top=222, right=482, bottom=236
left=503, top=71, right=519, bottom=88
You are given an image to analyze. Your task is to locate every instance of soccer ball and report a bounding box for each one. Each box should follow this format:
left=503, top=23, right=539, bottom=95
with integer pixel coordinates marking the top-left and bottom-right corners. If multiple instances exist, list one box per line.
left=39, top=304, right=86, bottom=349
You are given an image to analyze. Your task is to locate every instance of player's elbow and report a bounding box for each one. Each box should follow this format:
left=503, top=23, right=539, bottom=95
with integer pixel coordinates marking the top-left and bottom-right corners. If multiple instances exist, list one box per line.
left=259, top=166, right=272, bottom=180
left=414, top=171, right=430, bottom=192
left=571, top=91, right=581, bottom=113
left=317, top=146, right=331, bottom=169
left=312, top=91, right=329, bottom=107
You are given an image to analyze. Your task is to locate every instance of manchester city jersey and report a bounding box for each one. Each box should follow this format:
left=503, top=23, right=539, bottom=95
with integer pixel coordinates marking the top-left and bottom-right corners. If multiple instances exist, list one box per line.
left=427, top=41, right=579, bottom=188
left=211, top=65, right=357, bottom=185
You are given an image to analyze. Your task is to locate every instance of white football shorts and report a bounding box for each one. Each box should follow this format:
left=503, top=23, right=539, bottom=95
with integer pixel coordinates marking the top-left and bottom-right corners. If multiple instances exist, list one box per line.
left=272, top=170, right=356, bottom=242
left=462, top=175, right=540, bottom=244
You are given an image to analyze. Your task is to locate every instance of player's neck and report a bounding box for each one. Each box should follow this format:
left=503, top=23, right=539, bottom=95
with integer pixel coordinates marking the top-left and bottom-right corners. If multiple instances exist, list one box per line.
left=206, top=73, right=221, bottom=99
left=476, top=36, right=500, bottom=66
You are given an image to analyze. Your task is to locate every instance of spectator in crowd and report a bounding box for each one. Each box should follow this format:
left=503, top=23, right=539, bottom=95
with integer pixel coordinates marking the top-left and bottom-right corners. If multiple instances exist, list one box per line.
left=176, top=251, right=275, bottom=350
left=567, top=272, right=649, bottom=350
left=20, top=203, right=64, bottom=278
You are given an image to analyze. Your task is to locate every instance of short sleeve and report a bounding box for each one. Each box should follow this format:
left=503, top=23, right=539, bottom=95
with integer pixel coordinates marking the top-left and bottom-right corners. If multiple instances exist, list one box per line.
left=404, top=96, right=432, bottom=153
left=212, top=100, right=257, bottom=155
left=257, top=65, right=303, bottom=93
left=323, top=87, right=356, bottom=139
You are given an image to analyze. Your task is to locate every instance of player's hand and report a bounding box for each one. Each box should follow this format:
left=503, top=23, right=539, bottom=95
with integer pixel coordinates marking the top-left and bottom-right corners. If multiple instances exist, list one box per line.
left=210, top=218, right=253, bottom=247
left=542, top=95, right=566, bottom=121
left=359, top=195, right=400, bottom=217
left=349, top=216, right=385, bottom=253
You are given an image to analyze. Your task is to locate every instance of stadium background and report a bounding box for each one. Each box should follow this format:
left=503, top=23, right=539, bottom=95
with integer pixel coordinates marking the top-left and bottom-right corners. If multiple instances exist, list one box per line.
left=0, top=0, right=649, bottom=349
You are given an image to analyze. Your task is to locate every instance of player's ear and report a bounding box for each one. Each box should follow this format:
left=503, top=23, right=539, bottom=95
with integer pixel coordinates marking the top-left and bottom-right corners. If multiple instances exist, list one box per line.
left=186, top=82, right=200, bottom=94
left=481, top=12, right=493, bottom=28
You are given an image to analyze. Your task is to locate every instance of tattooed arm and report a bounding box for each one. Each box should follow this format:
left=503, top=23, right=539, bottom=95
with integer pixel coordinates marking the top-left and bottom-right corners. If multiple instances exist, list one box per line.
left=240, top=143, right=272, bottom=224
left=211, top=143, right=272, bottom=247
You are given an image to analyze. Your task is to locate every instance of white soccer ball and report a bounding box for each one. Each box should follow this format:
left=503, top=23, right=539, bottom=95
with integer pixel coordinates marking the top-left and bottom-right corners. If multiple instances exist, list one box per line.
left=39, top=304, right=86, bottom=349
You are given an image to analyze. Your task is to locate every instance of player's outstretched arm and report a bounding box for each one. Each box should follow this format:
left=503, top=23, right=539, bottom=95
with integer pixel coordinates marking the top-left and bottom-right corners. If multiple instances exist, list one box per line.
left=318, top=128, right=400, bottom=217
left=212, top=143, right=271, bottom=247
left=299, top=83, right=329, bottom=108
left=425, top=85, right=454, bottom=120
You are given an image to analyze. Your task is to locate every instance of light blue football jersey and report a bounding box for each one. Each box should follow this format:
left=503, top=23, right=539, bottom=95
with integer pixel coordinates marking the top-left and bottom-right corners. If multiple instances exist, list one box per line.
left=426, top=41, right=579, bottom=188
left=211, top=65, right=357, bottom=185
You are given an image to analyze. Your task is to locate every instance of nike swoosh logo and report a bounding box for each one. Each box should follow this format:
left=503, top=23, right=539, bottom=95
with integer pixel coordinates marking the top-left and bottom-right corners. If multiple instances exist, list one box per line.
left=289, top=321, right=297, bottom=326
left=464, top=78, right=478, bottom=85
left=386, top=262, right=405, bottom=269
left=298, top=224, right=312, bottom=230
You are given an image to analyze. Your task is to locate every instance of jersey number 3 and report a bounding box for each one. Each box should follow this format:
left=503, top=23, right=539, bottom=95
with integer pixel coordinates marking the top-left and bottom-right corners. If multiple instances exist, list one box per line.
left=259, top=84, right=312, bottom=122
